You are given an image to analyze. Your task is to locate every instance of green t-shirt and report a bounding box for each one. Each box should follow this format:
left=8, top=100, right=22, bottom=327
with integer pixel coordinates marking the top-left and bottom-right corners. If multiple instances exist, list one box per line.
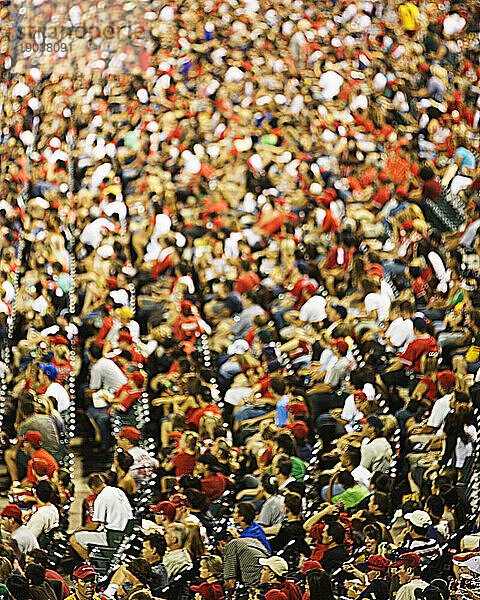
left=0, top=583, right=10, bottom=599
left=291, top=456, right=307, bottom=481
left=56, top=273, right=72, bottom=293
left=332, top=485, right=370, bottom=509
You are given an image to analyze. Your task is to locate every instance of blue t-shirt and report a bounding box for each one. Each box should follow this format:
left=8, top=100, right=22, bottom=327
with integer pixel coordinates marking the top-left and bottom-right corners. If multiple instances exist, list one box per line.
left=455, top=147, right=476, bottom=168
left=240, top=522, right=272, bottom=553
left=275, top=395, right=290, bottom=427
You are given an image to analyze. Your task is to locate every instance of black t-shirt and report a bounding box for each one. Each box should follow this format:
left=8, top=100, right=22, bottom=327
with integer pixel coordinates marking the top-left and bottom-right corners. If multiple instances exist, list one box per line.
left=320, top=545, right=350, bottom=575
left=358, top=578, right=390, bottom=600
left=271, top=520, right=309, bottom=554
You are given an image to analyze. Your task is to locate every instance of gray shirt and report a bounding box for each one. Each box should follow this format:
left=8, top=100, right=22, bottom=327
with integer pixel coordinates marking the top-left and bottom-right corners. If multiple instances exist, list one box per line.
left=257, top=495, right=285, bottom=527
left=18, top=415, right=60, bottom=453
left=90, top=357, right=128, bottom=391
left=231, top=305, right=265, bottom=339
left=325, top=356, right=350, bottom=391
left=223, top=537, right=270, bottom=585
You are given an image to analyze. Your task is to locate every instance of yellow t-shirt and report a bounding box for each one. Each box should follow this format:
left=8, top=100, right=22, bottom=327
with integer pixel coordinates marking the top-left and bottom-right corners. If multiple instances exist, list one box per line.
left=399, top=3, right=419, bottom=30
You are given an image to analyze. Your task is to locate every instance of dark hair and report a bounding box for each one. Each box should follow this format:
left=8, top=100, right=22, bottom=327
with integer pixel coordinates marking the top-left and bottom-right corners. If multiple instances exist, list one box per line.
left=179, top=475, right=202, bottom=492
left=26, top=549, right=49, bottom=567
left=370, top=472, right=393, bottom=494
left=261, top=473, right=279, bottom=496
left=116, top=449, right=134, bottom=473
left=87, top=473, right=105, bottom=489
left=337, top=471, right=355, bottom=489
left=425, top=495, right=444, bottom=519
left=25, top=563, right=46, bottom=586
left=184, top=488, right=209, bottom=512
left=21, top=401, right=35, bottom=417
left=271, top=378, right=287, bottom=396
left=363, top=523, right=382, bottom=542
left=145, top=533, right=167, bottom=559
left=306, top=569, right=333, bottom=600
left=275, top=455, right=292, bottom=477
left=126, top=559, right=152, bottom=585
left=276, top=434, right=297, bottom=457
left=343, top=446, right=361, bottom=469
left=7, top=575, right=30, bottom=600
left=236, top=502, right=256, bottom=526
left=371, top=492, right=390, bottom=516
left=35, top=480, right=53, bottom=504
left=88, top=343, right=103, bottom=360
left=326, top=522, right=345, bottom=545
left=284, top=493, right=302, bottom=517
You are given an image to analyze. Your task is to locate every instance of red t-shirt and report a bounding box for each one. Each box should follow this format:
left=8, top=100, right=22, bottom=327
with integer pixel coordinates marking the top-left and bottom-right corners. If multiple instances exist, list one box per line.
left=45, top=569, right=70, bottom=598
left=371, top=185, right=390, bottom=209
left=398, top=336, right=439, bottom=371
left=51, top=360, right=72, bottom=383
left=171, top=451, right=196, bottom=477
left=419, top=375, right=438, bottom=401
left=187, top=404, right=222, bottom=429
left=114, top=383, right=143, bottom=411
left=27, top=449, right=58, bottom=483
left=234, top=272, right=260, bottom=294
left=201, top=472, right=230, bottom=504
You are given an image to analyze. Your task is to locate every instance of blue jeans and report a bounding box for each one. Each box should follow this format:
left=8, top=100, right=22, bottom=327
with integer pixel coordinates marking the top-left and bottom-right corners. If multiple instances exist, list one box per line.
left=87, top=406, right=114, bottom=449
left=219, top=360, right=241, bottom=381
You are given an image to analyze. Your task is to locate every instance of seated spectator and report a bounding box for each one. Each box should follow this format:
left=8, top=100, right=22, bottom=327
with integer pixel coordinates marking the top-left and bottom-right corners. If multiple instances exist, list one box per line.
left=0, top=504, right=39, bottom=562
left=116, top=428, right=159, bottom=487
left=259, top=556, right=302, bottom=600
left=163, top=523, right=192, bottom=580
left=25, top=481, right=59, bottom=539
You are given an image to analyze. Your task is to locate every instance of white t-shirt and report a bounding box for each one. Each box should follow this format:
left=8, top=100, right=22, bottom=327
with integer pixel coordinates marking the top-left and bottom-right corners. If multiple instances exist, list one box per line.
left=352, top=465, right=372, bottom=490
left=385, top=317, right=414, bottom=350
left=454, top=425, right=477, bottom=468
left=299, top=295, right=327, bottom=323
left=45, top=382, right=70, bottom=413
left=2, top=280, right=14, bottom=303
left=27, top=504, right=59, bottom=537
left=93, top=485, right=133, bottom=530
left=427, top=394, right=452, bottom=434
left=396, top=580, right=429, bottom=600
left=80, top=218, right=115, bottom=248
left=128, top=446, right=160, bottom=485
left=364, top=292, right=391, bottom=322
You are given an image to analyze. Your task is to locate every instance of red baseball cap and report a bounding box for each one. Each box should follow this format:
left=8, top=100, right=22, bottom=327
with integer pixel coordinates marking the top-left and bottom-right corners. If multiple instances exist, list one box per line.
left=265, top=591, right=288, bottom=600
left=190, top=582, right=225, bottom=600
left=390, top=552, right=421, bottom=568
left=287, top=401, right=308, bottom=416
left=353, top=390, right=367, bottom=402
left=286, top=421, right=309, bottom=439
left=149, top=501, right=176, bottom=521
left=0, top=504, right=22, bottom=520
left=72, top=564, right=97, bottom=579
left=117, top=426, right=141, bottom=441
left=436, top=370, right=456, bottom=389
left=300, top=560, right=321, bottom=574
left=332, top=337, right=348, bottom=355
left=20, top=431, right=43, bottom=446
left=358, top=554, right=390, bottom=573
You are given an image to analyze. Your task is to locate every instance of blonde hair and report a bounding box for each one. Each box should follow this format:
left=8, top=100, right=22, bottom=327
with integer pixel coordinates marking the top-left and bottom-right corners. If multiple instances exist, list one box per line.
left=185, top=524, right=205, bottom=561
left=420, top=352, right=438, bottom=376
left=0, top=557, right=12, bottom=583
left=53, top=345, right=69, bottom=362
left=200, top=554, right=223, bottom=578
left=182, top=431, right=199, bottom=453
left=199, top=413, right=222, bottom=440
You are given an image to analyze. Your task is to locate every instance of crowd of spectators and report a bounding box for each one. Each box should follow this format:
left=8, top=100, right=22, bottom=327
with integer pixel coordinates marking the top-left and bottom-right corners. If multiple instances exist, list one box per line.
left=0, top=0, right=480, bottom=598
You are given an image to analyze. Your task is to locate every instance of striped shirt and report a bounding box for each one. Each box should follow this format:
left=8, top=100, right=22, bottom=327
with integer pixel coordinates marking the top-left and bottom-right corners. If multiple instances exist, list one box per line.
left=223, top=537, right=270, bottom=585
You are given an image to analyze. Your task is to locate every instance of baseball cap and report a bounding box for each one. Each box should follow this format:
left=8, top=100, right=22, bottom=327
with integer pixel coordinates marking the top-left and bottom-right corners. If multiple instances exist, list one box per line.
left=286, top=421, right=309, bottom=438
left=452, top=553, right=480, bottom=574
left=117, top=426, right=141, bottom=441
left=287, top=401, right=308, bottom=416
left=331, top=304, right=347, bottom=319
left=332, top=337, right=348, bottom=355
left=259, top=556, right=289, bottom=577
left=39, top=363, right=58, bottom=381
left=412, top=317, right=427, bottom=333
left=118, top=331, right=133, bottom=343
left=190, top=582, right=225, bottom=600
left=390, top=552, right=421, bottom=568
left=300, top=560, right=322, bottom=574
left=358, top=555, right=390, bottom=573
left=404, top=510, right=432, bottom=528
left=20, top=430, right=43, bottom=446
left=72, top=564, right=97, bottom=579
left=353, top=390, right=367, bottom=402
left=149, top=501, right=176, bottom=521
left=435, top=370, right=456, bottom=389
left=265, top=592, right=288, bottom=600
left=366, top=415, right=383, bottom=432
left=0, top=504, right=22, bottom=520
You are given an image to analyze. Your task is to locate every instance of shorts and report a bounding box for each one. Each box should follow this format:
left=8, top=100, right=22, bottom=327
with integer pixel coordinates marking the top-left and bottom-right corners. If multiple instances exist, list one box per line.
left=74, top=530, right=108, bottom=549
